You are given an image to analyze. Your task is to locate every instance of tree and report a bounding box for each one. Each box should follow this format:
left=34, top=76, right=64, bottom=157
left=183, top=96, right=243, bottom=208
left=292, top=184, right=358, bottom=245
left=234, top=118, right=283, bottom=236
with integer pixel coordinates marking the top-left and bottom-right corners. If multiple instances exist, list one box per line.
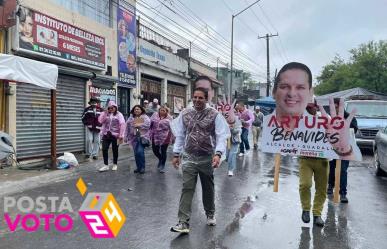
left=315, top=40, right=387, bottom=95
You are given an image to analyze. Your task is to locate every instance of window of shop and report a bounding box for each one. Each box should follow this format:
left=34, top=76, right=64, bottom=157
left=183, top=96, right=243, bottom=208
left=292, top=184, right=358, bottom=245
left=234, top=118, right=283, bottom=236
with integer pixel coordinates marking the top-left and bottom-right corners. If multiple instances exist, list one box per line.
left=141, top=76, right=161, bottom=104
left=51, top=0, right=111, bottom=27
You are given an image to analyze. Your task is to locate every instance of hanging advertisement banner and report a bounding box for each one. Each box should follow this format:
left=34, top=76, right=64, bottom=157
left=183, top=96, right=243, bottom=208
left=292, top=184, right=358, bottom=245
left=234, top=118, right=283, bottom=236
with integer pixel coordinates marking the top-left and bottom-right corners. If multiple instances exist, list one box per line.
left=117, top=1, right=136, bottom=88
left=16, top=6, right=106, bottom=70
left=89, top=85, right=117, bottom=109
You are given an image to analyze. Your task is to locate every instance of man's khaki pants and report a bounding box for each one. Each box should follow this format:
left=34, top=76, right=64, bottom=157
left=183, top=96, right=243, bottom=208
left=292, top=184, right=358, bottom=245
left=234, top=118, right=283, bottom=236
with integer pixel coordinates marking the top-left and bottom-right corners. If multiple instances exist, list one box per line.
left=299, top=157, right=329, bottom=216
left=178, top=153, right=214, bottom=224
left=252, top=126, right=261, bottom=146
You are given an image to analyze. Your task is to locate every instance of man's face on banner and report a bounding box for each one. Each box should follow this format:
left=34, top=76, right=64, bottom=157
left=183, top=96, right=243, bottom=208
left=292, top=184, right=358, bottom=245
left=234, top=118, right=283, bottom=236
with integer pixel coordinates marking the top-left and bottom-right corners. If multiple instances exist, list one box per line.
left=273, top=69, right=312, bottom=116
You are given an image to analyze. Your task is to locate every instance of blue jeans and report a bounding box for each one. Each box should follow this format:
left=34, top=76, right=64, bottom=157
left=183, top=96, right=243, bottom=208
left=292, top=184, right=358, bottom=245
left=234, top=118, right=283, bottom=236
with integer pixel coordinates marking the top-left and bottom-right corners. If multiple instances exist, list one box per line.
left=328, top=160, right=349, bottom=195
left=133, top=137, right=145, bottom=172
left=227, top=143, right=239, bottom=171
left=239, top=127, right=250, bottom=153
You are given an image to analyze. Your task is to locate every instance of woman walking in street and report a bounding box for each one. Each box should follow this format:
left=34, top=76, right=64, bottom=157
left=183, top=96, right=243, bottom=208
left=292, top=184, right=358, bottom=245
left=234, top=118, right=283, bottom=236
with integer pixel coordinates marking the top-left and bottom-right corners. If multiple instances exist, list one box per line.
left=125, top=105, right=151, bottom=174
left=150, top=105, right=173, bottom=173
left=98, top=101, right=125, bottom=172
left=227, top=116, right=242, bottom=176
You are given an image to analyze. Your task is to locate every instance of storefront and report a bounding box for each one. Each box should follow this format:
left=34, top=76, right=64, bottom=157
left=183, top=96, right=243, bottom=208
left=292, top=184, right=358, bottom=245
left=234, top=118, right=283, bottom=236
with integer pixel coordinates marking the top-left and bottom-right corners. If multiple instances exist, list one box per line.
left=16, top=74, right=86, bottom=158
left=140, top=74, right=161, bottom=104
left=9, top=4, right=114, bottom=160
left=137, top=38, right=190, bottom=109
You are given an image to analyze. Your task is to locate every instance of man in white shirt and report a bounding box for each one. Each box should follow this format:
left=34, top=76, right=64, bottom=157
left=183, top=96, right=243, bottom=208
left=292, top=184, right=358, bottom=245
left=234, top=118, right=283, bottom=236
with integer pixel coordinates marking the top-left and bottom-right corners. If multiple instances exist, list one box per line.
left=170, top=85, right=230, bottom=234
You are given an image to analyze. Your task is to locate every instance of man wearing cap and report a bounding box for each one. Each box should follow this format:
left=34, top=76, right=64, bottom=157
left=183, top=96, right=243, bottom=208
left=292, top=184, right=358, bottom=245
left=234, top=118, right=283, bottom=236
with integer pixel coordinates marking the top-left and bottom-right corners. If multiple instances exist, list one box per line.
left=143, top=100, right=149, bottom=109
left=82, top=97, right=103, bottom=160
left=146, top=98, right=160, bottom=117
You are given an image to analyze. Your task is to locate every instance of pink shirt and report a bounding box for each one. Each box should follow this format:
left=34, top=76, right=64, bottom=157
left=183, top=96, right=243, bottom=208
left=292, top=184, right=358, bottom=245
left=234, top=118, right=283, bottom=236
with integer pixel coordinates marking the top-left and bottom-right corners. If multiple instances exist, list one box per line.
left=150, top=113, right=173, bottom=145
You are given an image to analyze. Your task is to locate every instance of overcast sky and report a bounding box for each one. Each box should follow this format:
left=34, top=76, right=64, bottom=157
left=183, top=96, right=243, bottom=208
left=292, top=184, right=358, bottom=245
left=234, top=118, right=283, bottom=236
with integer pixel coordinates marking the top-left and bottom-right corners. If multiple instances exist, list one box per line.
left=137, top=0, right=387, bottom=84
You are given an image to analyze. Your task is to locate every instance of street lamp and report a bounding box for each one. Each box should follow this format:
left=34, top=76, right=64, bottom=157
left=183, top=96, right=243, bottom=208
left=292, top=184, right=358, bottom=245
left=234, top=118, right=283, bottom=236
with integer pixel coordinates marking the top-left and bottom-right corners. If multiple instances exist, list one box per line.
left=230, top=0, right=261, bottom=98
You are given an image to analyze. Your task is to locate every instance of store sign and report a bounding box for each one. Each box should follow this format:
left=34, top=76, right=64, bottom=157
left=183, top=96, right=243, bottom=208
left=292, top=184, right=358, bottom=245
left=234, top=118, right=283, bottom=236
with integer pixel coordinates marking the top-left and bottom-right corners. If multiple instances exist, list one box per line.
left=89, top=85, right=116, bottom=109
left=138, top=38, right=188, bottom=74
left=139, top=45, right=165, bottom=62
left=117, top=1, right=136, bottom=88
left=16, top=6, right=106, bottom=69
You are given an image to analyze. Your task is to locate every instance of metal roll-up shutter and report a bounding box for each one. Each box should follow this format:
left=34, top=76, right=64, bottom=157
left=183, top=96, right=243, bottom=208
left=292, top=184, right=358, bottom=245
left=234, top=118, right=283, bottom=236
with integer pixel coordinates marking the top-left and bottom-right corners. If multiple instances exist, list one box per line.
left=56, top=75, right=85, bottom=154
left=16, top=84, right=51, bottom=159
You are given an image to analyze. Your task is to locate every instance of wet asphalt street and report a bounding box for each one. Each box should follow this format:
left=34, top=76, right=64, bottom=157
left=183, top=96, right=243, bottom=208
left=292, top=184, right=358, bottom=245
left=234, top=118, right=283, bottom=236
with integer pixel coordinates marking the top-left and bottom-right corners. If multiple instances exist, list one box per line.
left=0, top=145, right=387, bottom=249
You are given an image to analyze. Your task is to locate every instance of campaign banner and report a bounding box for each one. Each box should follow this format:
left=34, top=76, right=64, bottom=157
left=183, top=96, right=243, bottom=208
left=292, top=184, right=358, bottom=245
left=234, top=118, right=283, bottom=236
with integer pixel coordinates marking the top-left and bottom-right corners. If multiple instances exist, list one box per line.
left=261, top=112, right=362, bottom=161
left=89, top=86, right=116, bottom=109
left=117, top=1, right=136, bottom=88
left=17, top=6, right=105, bottom=69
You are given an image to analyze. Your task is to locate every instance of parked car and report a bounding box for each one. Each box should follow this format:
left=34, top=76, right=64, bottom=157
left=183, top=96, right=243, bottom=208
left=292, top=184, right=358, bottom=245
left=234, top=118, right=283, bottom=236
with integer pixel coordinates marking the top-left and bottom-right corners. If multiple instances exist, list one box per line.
left=373, top=125, right=387, bottom=176
left=345, top=100, right=387, bottom=149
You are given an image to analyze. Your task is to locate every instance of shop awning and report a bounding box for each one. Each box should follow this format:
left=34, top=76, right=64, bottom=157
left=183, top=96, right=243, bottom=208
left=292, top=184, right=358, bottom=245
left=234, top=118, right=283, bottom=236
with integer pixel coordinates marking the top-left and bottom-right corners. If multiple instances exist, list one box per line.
left=0, top=54, right=58, bottom=89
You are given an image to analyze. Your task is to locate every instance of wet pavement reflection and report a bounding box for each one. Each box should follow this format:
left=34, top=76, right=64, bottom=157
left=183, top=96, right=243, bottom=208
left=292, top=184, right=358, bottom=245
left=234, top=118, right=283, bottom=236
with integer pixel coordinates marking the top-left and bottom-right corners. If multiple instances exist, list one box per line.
left=0, top=147, right=386, bottom=249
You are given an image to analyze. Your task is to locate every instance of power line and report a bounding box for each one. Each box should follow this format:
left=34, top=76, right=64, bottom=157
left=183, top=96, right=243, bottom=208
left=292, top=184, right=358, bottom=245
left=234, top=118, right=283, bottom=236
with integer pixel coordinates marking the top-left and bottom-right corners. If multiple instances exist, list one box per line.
left=138, top=0, right=263, bottom=73
left=114, top=0, right=264, bottom=80
left=153, top=0, right=263, bottom=70
left=172, top=0, right=265, bottom=70
left=258, top=4, right=289, bottom=62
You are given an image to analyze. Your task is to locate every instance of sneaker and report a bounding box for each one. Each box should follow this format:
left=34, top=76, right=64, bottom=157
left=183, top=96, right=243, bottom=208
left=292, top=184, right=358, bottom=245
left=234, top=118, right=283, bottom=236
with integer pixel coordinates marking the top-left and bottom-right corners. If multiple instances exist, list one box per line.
left=207, top=215, right=216, bottom=226
left=159, top=168, right=166, bottom=173
left=85, top=155, right=90, bottom=159
left=301, top=210, right=310, bottom=223
left=327, top=186, right=333, bottom=195
left=98, top=165, right=109, bottom=172
left=245, top=150, right=250, bottom=155
left=313, top=216, right=324, bottom=227
left=111, top=164, right=118, bottom=171
left=238, top=153, right=244, bottom=157
left=340, top=194, right=348, bottom=203
left=134, top=169, right=139, bottom=173
left=170, top=222, right=190, bottom=233
left=228, top=170, right=234, bottom=177
left=92, top=156, right=98, bottom=160
left=253, top=144, right=258, bottom=150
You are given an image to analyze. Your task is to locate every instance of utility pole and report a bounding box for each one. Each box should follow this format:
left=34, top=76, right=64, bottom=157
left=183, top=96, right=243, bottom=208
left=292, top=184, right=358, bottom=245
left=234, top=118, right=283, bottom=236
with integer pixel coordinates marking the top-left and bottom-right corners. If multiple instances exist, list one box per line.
left=258, top=33, right=278, bottom=96
left=230, top=0, right=261, bottom=99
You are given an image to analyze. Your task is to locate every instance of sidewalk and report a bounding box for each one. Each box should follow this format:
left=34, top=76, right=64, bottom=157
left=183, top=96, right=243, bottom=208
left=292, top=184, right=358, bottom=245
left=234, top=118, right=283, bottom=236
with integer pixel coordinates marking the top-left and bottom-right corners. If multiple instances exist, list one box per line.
left=0, top=144, right=155, bottom=197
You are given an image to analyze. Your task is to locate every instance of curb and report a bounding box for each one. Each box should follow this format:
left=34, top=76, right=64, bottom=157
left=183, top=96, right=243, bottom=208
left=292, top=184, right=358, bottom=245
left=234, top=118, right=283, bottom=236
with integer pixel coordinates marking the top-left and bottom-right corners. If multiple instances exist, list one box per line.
left=0, top=149, right=154, bottom=197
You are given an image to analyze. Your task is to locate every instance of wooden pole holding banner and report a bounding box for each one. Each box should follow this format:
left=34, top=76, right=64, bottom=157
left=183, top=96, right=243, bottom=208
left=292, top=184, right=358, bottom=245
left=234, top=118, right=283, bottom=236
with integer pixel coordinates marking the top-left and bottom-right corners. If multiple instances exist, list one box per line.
left=333, top=159, right=342, bottom=203
left=273, top=153, right=281, bottom=192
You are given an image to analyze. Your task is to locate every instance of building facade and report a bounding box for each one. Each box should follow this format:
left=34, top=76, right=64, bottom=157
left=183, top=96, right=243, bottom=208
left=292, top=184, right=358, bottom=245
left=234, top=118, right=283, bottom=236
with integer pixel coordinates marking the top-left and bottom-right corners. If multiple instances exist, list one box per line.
left=2, top=0, right=136, bottom=160
left=137, top=37, right=190, bottom=115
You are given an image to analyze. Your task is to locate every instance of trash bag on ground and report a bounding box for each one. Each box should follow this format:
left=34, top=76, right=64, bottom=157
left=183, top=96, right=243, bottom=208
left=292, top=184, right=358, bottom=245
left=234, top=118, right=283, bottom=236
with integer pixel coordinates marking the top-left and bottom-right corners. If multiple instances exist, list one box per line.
left=56, top=152, right=79, bottom=169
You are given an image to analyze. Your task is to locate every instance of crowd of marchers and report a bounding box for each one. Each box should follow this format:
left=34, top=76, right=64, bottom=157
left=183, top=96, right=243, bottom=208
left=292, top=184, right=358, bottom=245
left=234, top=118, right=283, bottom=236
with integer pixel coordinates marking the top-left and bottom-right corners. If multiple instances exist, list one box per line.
left=81, top=63, right=355, bottom=234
